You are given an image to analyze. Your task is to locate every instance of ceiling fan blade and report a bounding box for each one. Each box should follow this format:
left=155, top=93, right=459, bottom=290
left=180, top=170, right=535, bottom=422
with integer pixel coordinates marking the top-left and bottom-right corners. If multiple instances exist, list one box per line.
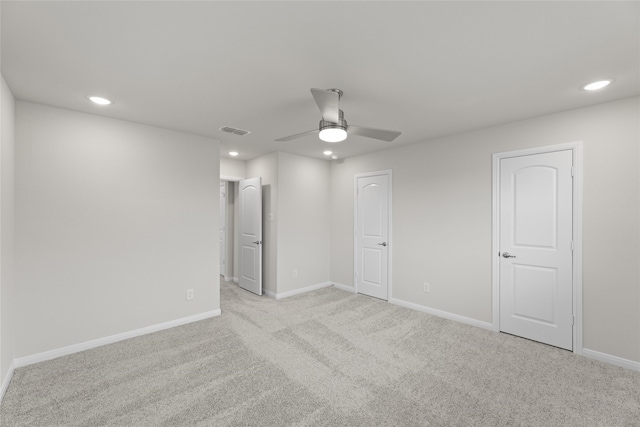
left=348, top=125, right=401, bottom=142
left=310, top=88, right=340, bottom=123
left=275, top=129, right=318, bottom=142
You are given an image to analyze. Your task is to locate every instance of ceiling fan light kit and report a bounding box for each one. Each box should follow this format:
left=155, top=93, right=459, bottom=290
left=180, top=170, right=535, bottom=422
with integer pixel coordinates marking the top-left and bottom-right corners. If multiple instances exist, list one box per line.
left=319, top=110, right=348, bottom=142
left=275, top=88, right=401, bottom=144
left=319, top=126, right=347, bottom=142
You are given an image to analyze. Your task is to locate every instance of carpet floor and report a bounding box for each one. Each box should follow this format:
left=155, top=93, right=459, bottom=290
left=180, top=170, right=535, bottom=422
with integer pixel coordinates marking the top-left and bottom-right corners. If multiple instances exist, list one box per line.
left=1, top=279, right=639, bottom=426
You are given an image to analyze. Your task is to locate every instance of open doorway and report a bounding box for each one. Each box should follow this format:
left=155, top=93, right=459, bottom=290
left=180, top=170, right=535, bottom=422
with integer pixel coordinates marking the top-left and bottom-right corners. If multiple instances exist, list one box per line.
left=219, top=180, right=236, bottom=283
left=220, top=175, right=264, bottom=296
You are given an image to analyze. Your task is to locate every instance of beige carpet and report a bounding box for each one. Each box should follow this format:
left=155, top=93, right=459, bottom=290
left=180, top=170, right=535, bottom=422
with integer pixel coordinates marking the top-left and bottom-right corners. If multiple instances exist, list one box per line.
left=1, top=279, right=639, bottom=426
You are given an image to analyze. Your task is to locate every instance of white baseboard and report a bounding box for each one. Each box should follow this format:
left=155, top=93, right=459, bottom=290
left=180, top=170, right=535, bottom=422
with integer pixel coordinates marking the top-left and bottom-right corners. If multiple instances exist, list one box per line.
left=391, top=299, right=640, bottom=373
left=389, top=297, right=494, bottom=331
left=232, top=277, right=239, bottom=283
left=263, top=289, right=276, bottom=298
left=583, top=348, right=640, bottom=372
left=0, top=360, right=16, bottom=403
left=331, top=282, right=355, bottom=293
left=14, top=309, right=221, bottom=368
left=275, top=282, right=332, bottom=299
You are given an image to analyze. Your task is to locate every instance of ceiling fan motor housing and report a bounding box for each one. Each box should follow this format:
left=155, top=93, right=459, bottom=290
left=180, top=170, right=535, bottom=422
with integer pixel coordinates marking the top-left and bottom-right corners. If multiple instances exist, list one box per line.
left=319, top=110, right=348, bottom=142
left=319, top=109, right=347, bottom=132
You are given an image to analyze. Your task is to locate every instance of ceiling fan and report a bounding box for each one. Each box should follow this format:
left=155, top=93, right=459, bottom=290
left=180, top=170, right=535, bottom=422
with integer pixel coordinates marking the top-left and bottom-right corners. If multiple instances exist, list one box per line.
left=275, top=88, right=401, bottom=143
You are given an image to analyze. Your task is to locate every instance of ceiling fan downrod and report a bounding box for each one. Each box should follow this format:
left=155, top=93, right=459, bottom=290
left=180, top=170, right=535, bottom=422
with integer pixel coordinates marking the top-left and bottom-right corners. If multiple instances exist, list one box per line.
left=328, top=88, right=343, bottom=99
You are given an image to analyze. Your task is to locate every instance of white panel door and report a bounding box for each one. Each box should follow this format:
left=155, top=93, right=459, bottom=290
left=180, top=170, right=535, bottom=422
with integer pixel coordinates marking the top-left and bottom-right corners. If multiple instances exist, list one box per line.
left=220, top=182, right=226, bottom=277
left=355, top=173, right=390, bottom=300
left=499, top=150, right=573, bottom=350
left=239, top=177, right=262, bottom=295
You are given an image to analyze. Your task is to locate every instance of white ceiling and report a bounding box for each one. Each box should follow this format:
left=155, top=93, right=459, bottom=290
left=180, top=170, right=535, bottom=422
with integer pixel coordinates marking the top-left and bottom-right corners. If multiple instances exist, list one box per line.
left=2, top=1, right=639, bottom=161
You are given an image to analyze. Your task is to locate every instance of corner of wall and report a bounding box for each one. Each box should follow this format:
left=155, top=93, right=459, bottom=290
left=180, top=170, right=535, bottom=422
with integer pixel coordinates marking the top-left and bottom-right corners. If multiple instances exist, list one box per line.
left=276, top=152, right=331, bottom=294
left=0, top=73, right=17, bottom=400
left=0, top=360, right=15, bottom=403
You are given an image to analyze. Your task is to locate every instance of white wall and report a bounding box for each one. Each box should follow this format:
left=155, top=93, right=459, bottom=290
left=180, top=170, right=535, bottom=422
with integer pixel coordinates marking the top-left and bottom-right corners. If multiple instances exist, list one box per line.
left=220, top=158, right=246, bottom=179
left=245, top=152, right=331, bottom=296
left=331, top=96, right=640, bottom=363
left=5, top=94, right=635, bottom=374
left=277, top=152, right=330, bottom=294
left=246, top=153, right=278, bottom=294
left=0, top=75, right=16, bottom=394
left=15, top=102, right=220, bottom=358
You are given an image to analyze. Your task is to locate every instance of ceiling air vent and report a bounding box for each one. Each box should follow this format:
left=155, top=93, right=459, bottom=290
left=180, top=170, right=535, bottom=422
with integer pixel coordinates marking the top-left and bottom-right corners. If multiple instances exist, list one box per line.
left=219, top=126, right=251, bottom=136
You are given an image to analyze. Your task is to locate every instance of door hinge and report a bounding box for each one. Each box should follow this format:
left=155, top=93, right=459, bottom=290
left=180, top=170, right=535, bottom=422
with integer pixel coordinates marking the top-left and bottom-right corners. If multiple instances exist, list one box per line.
left=571, top=241, right=575, bottom=251
left=570, top=315, right=575, bottom=326
left=571, top=167, right=574, bottom=177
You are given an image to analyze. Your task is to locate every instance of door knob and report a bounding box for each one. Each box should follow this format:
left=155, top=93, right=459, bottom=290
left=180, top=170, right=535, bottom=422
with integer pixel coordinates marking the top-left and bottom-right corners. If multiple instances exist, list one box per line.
left=253, top=240, right=262, bottom=245
left=502, top=252, right=516, bottom=258
left=378, top=242, right=387, bottom=247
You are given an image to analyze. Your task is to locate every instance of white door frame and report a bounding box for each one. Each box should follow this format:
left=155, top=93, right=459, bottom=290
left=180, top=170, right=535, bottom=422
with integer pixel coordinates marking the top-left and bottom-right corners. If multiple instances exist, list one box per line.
left=220, top=175, right=245, bottom=284
left=492, top=142, right=583, bottom=354
left=354, top=170, right=393, bottom=300
left=220, top=182, right=226, bottom=278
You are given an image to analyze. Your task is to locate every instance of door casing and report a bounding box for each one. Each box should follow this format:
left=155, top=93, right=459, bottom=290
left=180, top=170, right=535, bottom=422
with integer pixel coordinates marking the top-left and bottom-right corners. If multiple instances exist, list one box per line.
left=354, top=170, right=393, bottom=300
left=220, top=182, right=226, bottom=278
left=492, top=142, right=583, bottom=354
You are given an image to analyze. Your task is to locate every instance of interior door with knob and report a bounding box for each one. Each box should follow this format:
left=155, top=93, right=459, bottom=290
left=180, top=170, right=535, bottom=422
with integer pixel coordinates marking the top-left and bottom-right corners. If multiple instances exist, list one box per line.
left=355, top=171, right=391, bottom=300
left=499, top=150, right=573, bottom=350
left=239, top=177, right=262, bottom=295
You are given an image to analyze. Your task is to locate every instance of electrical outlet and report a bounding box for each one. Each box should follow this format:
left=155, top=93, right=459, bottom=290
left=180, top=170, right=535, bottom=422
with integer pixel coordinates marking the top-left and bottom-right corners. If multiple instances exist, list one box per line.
left=186, top=289, right=194, bottom=300
left=423, top=282, right=430, bottom=293
left=293, top=269, right=298, bottom=278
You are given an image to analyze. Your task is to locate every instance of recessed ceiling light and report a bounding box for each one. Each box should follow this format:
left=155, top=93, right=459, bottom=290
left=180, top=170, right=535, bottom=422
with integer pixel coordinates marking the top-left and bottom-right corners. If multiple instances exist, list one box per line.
left=229, top=151, right=239, bottom=157
left=331, top=155, right=338, bottom=160
left=581, top=79, right=614, bottom=91
left=88, top=96, right=112, bottom=105
left=323, top=150, right=333, bottom=156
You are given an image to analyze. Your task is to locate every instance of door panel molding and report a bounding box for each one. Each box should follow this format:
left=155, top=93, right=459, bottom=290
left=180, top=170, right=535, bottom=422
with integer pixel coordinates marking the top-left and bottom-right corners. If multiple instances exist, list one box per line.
left=239, top=177, right=263, bottom=296
left=492, top=142, right=583, bottom=354
left=354, top=170, right=392, bottom=300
